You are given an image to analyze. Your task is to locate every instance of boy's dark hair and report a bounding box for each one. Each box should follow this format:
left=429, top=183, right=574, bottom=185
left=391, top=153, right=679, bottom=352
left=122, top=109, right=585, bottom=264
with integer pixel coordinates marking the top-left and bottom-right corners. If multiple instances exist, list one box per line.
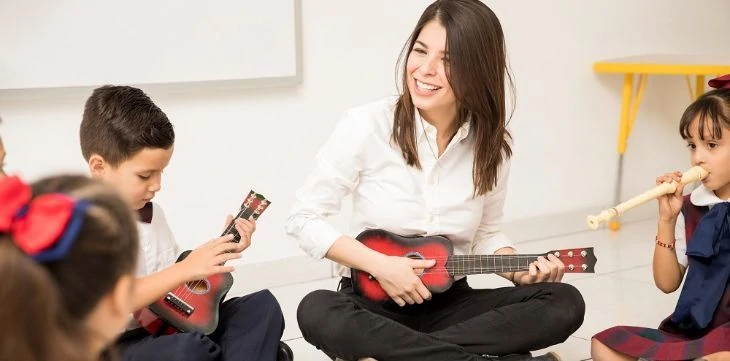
left=679, top=88, right=730, bottom=140
left=80, top=85, right=175, bottom=166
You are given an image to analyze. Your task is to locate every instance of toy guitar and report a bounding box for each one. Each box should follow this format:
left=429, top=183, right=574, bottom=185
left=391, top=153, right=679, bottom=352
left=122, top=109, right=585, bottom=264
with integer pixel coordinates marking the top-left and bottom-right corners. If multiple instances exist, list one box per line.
left=134, top=191, right=270, bottom=335
left=351, top=229, right=597, bottom=303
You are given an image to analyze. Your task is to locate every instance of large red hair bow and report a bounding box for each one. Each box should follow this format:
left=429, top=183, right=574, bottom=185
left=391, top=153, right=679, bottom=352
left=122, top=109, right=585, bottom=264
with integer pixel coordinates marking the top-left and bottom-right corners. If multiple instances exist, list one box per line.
left=0, top=176, right=89, bottom=262
left=708, top=74, right=730, bottom=90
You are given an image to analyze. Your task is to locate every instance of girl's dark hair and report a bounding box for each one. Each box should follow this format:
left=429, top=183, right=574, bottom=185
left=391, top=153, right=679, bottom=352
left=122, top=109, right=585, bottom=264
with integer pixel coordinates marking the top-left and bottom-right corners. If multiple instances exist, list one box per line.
left=393, top=0, right=514, bottom=196
left=0, top=175, right=139, bottom=361
left=679, top=88, right=730, bottom=140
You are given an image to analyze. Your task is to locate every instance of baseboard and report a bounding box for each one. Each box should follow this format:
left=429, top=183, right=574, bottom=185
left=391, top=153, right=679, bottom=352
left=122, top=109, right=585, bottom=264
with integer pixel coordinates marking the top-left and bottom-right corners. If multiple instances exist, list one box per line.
left=230, top=203, right=658, bottom=293
left=504, top=203, right=656, bottom=244
left=229, top=255, right=333, bottom=296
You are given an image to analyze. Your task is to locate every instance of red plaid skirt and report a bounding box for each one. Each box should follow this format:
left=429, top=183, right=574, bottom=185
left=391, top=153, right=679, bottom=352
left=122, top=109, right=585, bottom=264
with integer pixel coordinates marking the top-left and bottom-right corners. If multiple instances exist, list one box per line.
left=593, top=322, right=730, bottom=360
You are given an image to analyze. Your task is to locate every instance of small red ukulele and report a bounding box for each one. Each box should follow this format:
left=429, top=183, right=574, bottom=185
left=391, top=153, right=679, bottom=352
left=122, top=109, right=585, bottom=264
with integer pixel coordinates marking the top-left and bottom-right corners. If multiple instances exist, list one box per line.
left=134, top=190, right=270, bottom=335
left=351, top=229, right=597, bottom=303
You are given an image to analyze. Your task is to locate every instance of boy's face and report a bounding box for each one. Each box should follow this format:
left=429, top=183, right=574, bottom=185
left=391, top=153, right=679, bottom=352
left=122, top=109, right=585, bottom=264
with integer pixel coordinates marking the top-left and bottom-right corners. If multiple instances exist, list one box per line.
left=90, top=147, right=174, bottom=210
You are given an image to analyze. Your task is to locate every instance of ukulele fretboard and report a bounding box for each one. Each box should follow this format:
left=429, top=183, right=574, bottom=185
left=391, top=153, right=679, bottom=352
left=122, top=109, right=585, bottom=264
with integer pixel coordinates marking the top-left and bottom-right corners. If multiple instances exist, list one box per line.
left=445, top=254, right=544, bottom=276
left=221, top=190, right=270, bottom=243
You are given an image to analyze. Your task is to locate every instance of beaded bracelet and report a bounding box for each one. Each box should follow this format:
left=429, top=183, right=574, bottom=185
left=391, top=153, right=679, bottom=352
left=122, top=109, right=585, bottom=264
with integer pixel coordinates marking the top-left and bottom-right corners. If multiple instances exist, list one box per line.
left=655, top=236, right=675, bottom=250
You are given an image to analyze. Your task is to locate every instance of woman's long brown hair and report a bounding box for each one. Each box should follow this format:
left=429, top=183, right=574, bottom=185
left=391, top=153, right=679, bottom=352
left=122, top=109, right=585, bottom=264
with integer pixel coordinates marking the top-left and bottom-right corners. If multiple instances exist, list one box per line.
left=393, top=0, right=514, bottom=196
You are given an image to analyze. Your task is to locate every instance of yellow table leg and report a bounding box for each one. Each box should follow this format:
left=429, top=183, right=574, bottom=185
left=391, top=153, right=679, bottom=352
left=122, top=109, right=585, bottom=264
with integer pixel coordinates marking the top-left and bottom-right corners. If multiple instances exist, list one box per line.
left=695, top=75, right=705, bottom=99
left=611, top=74, right=635, bottom=232
left=685, top=76, right=694, bottom=100
left=617, top=74, right=633, bottom=155
left=627, top=74, right=648, bottom=137
left=609, top=74, right=648, bottom=232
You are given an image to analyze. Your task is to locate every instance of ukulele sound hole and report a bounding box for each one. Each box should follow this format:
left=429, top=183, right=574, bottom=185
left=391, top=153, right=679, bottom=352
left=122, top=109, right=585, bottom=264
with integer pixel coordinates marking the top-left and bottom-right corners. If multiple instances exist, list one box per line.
left=404, top=251, right=424, bottom=260
left=404, top=251, right=426, bottom=277
left=185, top=279, right=211, bottom=295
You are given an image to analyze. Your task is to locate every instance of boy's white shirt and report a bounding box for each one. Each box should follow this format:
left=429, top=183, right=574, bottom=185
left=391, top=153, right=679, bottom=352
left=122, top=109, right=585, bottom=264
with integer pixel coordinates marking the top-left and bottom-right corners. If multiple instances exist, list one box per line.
left=136, top=202, right=180, bottom=277
left=127, top=202, right=180, bottom=330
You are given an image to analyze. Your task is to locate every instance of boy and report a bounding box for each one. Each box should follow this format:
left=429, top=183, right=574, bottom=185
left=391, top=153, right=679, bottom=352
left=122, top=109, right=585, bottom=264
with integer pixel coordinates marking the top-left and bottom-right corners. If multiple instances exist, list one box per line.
left=80, top=85, right=292, bottom=361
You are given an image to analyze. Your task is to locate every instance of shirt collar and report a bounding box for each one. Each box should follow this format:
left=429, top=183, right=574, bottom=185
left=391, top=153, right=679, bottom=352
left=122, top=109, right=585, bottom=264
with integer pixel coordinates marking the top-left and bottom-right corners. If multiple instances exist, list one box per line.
left=690, top=184, right=728, bottom=207
left=415, top=109, right=471, bottom=142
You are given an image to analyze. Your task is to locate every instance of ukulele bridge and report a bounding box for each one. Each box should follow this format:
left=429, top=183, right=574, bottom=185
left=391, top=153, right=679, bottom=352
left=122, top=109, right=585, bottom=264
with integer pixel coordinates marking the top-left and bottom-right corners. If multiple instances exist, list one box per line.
left=164, top=293, right=195, bottom=317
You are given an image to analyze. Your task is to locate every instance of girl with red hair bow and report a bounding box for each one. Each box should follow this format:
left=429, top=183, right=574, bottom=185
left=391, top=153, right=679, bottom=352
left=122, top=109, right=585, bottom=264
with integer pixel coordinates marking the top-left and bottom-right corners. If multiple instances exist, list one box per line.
left=0, top=174, right=139, bottom=361
left=592, top=74, right=730, bottom=361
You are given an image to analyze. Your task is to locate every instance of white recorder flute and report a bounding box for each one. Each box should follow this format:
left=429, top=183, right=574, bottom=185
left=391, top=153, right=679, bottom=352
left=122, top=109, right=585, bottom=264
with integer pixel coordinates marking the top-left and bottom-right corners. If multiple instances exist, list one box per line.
left=586, top=166, right=708, bottom=230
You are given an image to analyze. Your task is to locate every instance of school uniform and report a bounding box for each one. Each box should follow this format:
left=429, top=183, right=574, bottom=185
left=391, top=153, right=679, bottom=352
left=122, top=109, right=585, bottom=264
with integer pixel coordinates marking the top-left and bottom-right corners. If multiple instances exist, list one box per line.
left=593, top=185, right=730, bottom=360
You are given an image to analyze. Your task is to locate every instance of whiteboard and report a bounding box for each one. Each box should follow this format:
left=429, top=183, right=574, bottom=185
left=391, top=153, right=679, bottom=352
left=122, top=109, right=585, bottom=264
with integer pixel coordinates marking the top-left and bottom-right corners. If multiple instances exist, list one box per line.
left=0, top=1, right=300, bottom=90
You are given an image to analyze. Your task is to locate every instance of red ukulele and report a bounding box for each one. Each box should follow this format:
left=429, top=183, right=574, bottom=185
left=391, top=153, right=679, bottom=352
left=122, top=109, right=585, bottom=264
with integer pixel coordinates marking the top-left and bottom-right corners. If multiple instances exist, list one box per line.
left=134, top=191, right=270, bottom=335
left=351, top=229, right=597, bottom=303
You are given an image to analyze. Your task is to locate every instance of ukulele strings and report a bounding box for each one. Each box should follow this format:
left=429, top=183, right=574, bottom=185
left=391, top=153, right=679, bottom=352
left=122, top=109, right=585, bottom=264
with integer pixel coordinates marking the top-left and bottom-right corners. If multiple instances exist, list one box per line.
left=178, top=194, right=262, bottom=301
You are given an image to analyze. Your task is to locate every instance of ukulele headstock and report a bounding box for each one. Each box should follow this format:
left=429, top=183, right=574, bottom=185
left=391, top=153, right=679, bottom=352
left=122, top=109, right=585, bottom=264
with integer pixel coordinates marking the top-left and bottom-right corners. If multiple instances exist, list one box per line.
left=240, top=190, right=270, bottom=220
left=222, top=190, right=270, bottom=241
left=547, top=247, right=597, bottom=273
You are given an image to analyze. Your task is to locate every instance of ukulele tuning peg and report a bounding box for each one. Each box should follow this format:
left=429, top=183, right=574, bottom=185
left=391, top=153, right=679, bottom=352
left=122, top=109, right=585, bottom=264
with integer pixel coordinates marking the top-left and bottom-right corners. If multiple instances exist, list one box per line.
left=582, top=264, right=587, bottom=271
left=567, top=251, right=574, bottom=258
left=568, top=264, right=575, bottom=271
left=554, top=251, right=560, bottom=257
left=581, top=250, right=587, bottom=257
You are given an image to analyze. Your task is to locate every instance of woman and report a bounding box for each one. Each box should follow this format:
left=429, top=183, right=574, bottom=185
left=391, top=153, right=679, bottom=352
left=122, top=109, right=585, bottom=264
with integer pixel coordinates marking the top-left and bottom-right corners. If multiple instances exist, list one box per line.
left=285, top=1, right=585, bottom=360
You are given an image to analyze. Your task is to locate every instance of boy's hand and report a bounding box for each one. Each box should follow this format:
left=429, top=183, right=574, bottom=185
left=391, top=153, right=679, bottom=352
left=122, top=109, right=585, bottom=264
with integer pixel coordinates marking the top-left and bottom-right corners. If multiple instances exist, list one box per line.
left=223, top=214, right=257, bottom=252
left=180, top=234, right=242, bottom=281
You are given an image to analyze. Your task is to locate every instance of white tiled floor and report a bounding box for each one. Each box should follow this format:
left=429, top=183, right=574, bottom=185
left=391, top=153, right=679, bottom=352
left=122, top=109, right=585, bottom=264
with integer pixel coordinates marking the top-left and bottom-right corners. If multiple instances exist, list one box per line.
left=259, top=216, right=681, bottom=360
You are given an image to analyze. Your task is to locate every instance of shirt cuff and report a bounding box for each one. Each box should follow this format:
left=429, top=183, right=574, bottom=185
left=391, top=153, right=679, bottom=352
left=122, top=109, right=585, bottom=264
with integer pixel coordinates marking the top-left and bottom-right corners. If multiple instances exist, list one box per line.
left=298, top=219, right=343, bottom=259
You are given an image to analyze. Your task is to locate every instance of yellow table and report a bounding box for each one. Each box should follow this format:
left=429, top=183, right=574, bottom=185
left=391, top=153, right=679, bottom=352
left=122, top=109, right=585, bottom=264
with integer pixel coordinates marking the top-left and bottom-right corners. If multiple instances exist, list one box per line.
left=593, top=54, right=730, bottom=230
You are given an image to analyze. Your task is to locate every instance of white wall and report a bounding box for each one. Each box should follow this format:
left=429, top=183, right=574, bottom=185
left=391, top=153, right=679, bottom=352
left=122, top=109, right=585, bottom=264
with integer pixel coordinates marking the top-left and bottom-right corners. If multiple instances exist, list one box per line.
left=0, top=0, right=299, bottom=89
left=1, top=0, right=729, bottom=264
